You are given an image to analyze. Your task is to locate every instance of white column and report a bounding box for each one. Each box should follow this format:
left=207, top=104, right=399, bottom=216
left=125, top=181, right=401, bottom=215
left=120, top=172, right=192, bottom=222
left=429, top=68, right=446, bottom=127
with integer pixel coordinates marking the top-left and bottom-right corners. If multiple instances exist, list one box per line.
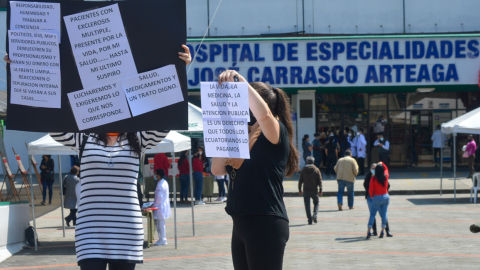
left=295, top=90, right=316, bottom=168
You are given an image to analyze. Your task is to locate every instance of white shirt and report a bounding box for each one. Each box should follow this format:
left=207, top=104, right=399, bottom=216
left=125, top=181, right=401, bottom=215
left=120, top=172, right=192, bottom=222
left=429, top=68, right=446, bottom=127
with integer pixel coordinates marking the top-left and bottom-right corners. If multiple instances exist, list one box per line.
left=356, top=134, right=367, bottom=158
left=374, top=139, right=390, bottom=150
left=153, top=178, right=171, bottom=220
left=348, top=136, right=357, bottom=157
left=431, top=130, right=447, bottom=148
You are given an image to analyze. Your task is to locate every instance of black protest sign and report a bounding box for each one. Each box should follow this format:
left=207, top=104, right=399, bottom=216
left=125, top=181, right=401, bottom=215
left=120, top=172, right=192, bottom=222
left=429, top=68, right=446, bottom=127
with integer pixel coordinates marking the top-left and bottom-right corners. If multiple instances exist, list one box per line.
left=6, top=0, right=188, bottom=132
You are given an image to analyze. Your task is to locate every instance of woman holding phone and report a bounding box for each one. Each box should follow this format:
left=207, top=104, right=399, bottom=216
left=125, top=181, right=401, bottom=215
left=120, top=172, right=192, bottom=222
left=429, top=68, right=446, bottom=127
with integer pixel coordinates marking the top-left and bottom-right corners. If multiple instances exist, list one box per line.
left=211, top=70, right=299, bottom=270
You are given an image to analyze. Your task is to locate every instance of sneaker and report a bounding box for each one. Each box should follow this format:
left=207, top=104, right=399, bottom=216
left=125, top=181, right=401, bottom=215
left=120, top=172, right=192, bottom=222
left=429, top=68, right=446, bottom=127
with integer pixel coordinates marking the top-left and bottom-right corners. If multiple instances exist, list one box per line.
left=215, top=197, right=222, bottom=201
left=48, top=201, right=52, bottom=205
left=221, top=197, right=227, bottom=202
left=313, top=217, right=317, bottom=223
left=41, top=201, right=45, bottom=205
left=338, top=203, right=343, bottom=211
left=155, top=240, right=168, bottom=246
left=195, top=201, right=205, bottom=205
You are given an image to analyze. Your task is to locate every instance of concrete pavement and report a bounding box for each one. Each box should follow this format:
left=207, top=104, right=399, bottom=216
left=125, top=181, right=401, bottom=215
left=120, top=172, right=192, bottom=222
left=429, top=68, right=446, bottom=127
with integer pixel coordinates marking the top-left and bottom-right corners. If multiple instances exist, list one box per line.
left=1, top=193, right=480, bottom=269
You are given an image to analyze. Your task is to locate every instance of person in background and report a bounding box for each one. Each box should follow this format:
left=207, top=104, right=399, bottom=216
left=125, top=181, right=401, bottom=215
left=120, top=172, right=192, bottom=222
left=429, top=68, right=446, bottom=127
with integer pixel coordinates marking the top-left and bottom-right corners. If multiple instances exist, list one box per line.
left=298, top=156, right=323, bottom=225
left=312, top=133, right=322, bottom=169
left=325, top=136, right=338, bottom=178
left=64, top=166, right=80, bottom=227
left=367, top=162, right=390, bottom=239
left=192, top=150, right=205, bottom=205
left=198, top=147, right=210, bottom=173
left=302, top=134, right=312, bottom=163
left=348, top=130, right=357, bottom=160
left=152, top=169, right=171, bottom=246
left=338, top=130, right=351, bottom=158
left=363, top=163, right=392, bottom=237
left=356, top=128, right=367, bottom=175
left=320, top=131, right=328, bottom=168
left=154, top=152, right=171, bottom=178
left=40, top=155, right=54, bottom=205
left=215, top=174, right=228, bottom=202
left=466, top=134, right=477, bottom=179
left=374, top=133, right=390, bottom=167
left=334, top=150, right=359, bottom=211
left=177, top=151, right=190, bottom=204
left=374, top=115, right=387, bottom=134
left=431, top=125, right=447, bottom=168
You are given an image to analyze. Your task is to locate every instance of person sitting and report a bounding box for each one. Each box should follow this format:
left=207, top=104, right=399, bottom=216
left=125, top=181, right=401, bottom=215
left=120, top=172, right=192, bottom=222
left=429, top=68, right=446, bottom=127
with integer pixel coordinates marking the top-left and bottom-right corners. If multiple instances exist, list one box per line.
left=152, top=169, right=171, bottom=246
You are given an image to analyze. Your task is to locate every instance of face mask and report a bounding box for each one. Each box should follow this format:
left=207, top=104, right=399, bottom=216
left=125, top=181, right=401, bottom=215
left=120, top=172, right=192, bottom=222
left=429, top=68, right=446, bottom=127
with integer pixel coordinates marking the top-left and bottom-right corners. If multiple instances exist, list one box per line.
left=198, top=151, right=203, bottom=155
left=371, top=170, right=375, bottom=174
left=154, top=175, right=158, bottom=181
left=380, top=138, right=384, bottom=141
left=330, top=134, right=334, bottom=137
left=348, top=133, right=352, bottom=136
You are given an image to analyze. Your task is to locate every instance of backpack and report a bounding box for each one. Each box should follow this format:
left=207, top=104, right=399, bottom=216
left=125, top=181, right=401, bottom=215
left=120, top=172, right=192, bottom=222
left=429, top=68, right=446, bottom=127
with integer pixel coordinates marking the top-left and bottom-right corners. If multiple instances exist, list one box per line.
left=25, top=226, right=38, bottom=247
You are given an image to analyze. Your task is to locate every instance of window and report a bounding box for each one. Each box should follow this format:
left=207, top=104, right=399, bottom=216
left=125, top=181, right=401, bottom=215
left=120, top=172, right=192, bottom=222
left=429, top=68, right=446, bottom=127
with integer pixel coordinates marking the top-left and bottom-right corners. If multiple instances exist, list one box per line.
left=300, top=100, right=313, bottom=118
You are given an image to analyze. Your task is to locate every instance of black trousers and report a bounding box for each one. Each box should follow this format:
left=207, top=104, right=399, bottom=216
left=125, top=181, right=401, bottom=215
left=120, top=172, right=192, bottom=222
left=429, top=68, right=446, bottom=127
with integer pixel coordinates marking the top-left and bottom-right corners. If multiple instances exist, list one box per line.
left=79, top=260, right=136, bottom=270
left=232, top=215, right=289, bottom=270
left=434, top=148, right=441, bottom=163
left=66, top=209, right=77, bottom=223
left=379, top=152, right=389, bottom=167
left=357, top=157, right=365, bottom=175
left=303, top=192, right=319, bottom=222
left=326, top=157, right=337, bottom=175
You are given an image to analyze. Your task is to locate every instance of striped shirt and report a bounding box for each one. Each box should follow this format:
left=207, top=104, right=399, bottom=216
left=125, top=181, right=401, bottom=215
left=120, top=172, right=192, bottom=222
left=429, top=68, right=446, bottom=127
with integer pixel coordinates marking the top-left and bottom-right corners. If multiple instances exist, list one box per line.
left=50, top=131, right=168, bottom=264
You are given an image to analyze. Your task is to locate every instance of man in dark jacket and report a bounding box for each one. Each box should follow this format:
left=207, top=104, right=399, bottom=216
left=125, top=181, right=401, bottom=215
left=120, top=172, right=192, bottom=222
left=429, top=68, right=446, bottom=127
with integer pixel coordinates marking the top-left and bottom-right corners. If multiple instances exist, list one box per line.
left=299, top=156, right=323, bottom=225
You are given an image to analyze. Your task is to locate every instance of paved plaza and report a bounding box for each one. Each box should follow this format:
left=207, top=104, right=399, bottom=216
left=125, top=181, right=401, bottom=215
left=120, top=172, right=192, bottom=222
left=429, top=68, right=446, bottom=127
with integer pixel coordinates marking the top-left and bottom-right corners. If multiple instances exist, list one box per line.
left=1, top=190, right=480, bottom=270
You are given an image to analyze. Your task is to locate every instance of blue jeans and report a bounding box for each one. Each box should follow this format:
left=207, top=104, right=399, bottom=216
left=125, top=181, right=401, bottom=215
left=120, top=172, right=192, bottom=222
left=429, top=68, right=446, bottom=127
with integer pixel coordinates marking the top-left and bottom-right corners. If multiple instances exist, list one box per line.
left=217, top=179, right=227, bottom=197
left=368, top=194, right=390, bottom=229
left=42, top=180, right=53, bottom=203
left=179, top=174, right=189, bottom=201
left=193, top=172, right=203, bottom=201
left=337, top=180, right=354, bottom=208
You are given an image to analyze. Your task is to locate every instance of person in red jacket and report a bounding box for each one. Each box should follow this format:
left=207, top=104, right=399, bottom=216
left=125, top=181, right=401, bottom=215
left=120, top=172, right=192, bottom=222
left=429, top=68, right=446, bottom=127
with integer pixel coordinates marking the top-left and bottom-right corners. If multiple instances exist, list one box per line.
left=192, top=150, right=205, bottom=205
left=154, top=153, right=171, bottom=177
left=366, top=162, right=390, bottom=239
left=177, top=151, right=190, bottom=203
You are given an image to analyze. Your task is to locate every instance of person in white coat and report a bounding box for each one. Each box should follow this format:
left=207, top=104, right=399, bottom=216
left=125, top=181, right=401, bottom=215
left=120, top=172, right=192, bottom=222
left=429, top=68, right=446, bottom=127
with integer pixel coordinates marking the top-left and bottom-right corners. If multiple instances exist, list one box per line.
left=152, top=169, right=171, bottom=246
left=431, top=125, right=447, bottom=167
left=356, top=128, right=367, bottom=175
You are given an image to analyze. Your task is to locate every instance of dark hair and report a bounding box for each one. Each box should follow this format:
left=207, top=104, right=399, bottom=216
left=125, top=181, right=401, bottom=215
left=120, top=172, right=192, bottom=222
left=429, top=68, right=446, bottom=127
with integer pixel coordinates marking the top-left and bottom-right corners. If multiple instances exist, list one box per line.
left=345, top=150, right=352, bottom=156
left=468, top=134, right=473, bottom=138
left=375, top=164, right=387, bottom=187
left=156, top=169, right=165, bottom=179
left=42, top=155, right=51, bottom=159
left=302, top=134, right=309, bottom=143
left=70, top=165, right=79, bottom=175
left=178, top=151, right=188, bottom=167
left=95, top=133, right=141, bottom=157
left=250, top=82, right=299, bottom=177
left=359, top=128, right=364, bottom=133
left=198, top=146, right=207, bottom=161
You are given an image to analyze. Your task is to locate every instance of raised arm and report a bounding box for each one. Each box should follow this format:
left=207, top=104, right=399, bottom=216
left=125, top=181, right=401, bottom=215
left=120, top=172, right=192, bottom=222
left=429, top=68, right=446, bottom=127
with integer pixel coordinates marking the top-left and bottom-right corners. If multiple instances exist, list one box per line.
left=49, top=133, right=81, bottom=150
left=218, top=70, right=280, bottom=145
left=139, top=131, right=169, bottom=153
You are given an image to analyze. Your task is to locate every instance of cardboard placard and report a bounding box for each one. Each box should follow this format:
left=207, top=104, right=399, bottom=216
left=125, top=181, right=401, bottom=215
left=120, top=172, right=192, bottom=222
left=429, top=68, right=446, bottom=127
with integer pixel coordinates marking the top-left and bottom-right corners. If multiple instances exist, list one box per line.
left=6, top=0, right=188, bottom=132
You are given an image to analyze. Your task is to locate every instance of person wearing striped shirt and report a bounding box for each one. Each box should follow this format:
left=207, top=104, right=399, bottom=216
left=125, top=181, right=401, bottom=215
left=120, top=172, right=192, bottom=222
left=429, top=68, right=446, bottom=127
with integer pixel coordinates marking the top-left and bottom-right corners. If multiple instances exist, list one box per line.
left=50, top=131, right=167, bottom=270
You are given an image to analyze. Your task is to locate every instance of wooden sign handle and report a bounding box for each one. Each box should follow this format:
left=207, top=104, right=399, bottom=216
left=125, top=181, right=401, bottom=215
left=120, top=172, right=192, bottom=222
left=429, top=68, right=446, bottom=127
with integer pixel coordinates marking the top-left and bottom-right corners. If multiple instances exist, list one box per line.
left=12, top=147, right=17, bottom=156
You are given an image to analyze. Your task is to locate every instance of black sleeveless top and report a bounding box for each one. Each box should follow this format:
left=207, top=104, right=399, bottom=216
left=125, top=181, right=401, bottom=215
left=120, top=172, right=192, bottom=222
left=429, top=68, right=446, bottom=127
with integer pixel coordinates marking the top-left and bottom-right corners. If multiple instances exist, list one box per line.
left=225, top=120, right=289, bottom=222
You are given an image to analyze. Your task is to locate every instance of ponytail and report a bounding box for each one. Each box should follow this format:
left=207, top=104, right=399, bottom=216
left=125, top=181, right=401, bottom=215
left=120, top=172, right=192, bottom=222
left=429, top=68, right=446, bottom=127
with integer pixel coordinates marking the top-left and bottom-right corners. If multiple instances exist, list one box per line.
left=274, top=88, right=300, bottom=177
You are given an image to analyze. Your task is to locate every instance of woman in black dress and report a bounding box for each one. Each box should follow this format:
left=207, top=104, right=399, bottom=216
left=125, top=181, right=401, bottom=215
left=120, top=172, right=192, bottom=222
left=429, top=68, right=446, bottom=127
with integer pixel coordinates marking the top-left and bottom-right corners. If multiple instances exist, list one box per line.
left=211, top=70, right=299, bottom=270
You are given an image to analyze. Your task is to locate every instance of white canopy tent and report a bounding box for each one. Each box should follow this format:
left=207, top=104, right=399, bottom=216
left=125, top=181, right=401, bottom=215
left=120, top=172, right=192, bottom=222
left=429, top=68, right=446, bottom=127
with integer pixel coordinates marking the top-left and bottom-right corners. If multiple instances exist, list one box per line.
left=27, top=131, right=195, bottom=250
left=440, top=106, right=480, bottom=202
left=178, top=102, right=204, bottom=138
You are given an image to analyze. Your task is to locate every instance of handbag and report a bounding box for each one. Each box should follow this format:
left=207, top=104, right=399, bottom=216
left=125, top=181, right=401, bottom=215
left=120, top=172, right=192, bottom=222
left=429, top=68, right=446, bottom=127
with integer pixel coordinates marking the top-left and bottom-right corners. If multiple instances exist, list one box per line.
left=47, top=172, right=55, bottom=184
left=463, top=151, right=470, bottom=158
